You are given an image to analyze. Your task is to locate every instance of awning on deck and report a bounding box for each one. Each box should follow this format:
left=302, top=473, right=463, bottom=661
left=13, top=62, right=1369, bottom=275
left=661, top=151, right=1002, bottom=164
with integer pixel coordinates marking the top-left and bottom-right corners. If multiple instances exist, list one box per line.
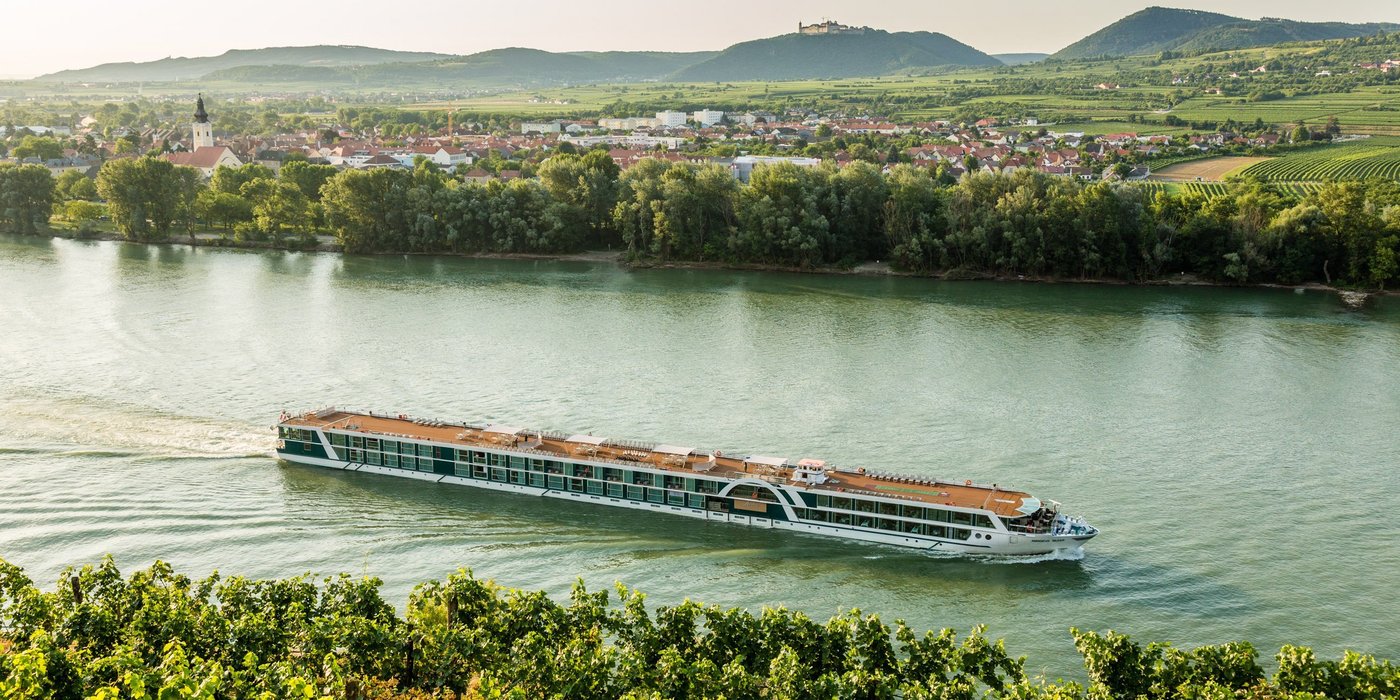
left=653, top=444, right=695, bottom=456
left=482, top=424, right=523, bottom=435
left=744, top=455, right=788, bottom=467
left=567, top=434, right=609, bottom=445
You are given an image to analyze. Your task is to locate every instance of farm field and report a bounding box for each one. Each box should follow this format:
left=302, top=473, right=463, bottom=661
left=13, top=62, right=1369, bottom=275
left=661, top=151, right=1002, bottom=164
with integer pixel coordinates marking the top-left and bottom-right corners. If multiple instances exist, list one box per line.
left=1150, top=156, right=1273, bottom=182
left=1235, top=137, right=1400, bottom=181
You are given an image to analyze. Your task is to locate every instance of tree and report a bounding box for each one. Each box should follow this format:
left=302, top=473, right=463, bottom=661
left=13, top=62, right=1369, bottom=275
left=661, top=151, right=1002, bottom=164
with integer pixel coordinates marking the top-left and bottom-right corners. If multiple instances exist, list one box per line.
left=195, top=189, right=253, bottom=232
left=240, top=177, right=309, bottom=242
left=95, top=156, right=195, bottom=241
left=11, top=136, right=63, bottom=161
left=0, top=163, right=56, bottom=234
left=278, top=160, right=338, bottom=201
left=54, top=170, right=97, bottom=201
left=61, top=200, right=106, bottom=231
left=209, top=163, right=275, bottom=196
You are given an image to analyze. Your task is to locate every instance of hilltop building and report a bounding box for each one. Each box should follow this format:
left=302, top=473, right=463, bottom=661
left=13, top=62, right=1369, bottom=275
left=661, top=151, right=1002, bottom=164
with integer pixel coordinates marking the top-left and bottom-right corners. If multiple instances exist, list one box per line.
left=798, top=20, right=867, bottom=36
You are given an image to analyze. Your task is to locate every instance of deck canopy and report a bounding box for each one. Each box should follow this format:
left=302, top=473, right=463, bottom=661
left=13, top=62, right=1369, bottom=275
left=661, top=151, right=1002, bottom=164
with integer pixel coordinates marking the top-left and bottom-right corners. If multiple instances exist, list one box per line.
left=652, top=444, right=695, bottom=456
left=567, top=434, right=609, bottom=445
left=744, top=455, right=788, bottom=467
left=1016, top=497, right=1042, bottom=516
left=482, top=424, right=523, bottom=435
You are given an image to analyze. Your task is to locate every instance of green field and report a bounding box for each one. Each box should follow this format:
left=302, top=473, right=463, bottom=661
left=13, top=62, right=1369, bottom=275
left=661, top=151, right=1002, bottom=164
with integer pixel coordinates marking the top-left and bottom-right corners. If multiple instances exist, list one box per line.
left=1235, top=137, right=1400, bottom=181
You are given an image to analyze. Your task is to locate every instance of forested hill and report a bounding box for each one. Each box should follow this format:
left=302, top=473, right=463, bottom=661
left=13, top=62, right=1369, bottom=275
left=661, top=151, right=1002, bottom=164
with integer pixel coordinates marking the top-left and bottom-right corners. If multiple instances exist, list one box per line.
left=674, top=30, right=1001, bottom=81
left=1053, top=6, right=1400, bottom=59
left=38, top=45, right=453, bottom=83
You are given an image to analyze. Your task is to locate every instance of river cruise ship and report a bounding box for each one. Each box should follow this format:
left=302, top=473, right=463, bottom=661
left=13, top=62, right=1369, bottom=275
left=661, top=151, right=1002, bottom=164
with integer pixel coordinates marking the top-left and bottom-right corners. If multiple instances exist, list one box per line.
left=275, top=409, right=1097, bottom=555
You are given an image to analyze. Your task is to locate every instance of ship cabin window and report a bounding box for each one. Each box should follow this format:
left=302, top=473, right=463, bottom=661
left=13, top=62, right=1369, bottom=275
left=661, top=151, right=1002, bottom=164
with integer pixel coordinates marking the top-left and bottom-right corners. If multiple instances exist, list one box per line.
left=972, top=514, right=994, bottom=529
left=815, top=495, right=831, bottom=508
left=902, top=521, right=923, bottom=535
left=602, top=468, right=623, bottom=482
left=347, top=449, right=362, bottom=462
left=399, top=442, right=414, bottom=455
left=950, top=511, right=974, bottom=526
left=472, top=463, right=487, bottom=478
left=587, top=481, right=603, bottom=495
left=417, top=444, right=433, bottom=457
left=573, top=465, right=593, bottom=479
left=807, top=510, right=830, bottom=523
left=854, top=499, right=875, bottom=513
left=951, top=528, right=971, bottom=540
left=547, top=475, right=565, bottom=490
left=647, top=489, right=664, bottom=504
left=399, top=456, right=414, bottom=470
left=633, top=472, right=654, bottom=486
left=491, top=468, right=507, bottom=482
left=511, top=470, right=526, bottom=485
left=664, top=475, right=684, bottom=490
left=472, top=451, right=488, bottom=464
left=924, top=508, right=951, bottom=523
left=453, top=460, right=470, bottom=477
left=878, top=518, right=900, bottom=531
left=626, top=485, right=643, bottom=501
left=385, top=453, right=399, bottom=468
left=877, top=502, right=898, bottom=516
left=528, top=458, right=544, bottom=470
left=833, top=512, right=853, bottom=525
left=381, top=440, right=397, bottom=454
left=607, top=483, right=624, bottom=498
left=926, top=525, right=949, bottom=539
left=688, top=494, right=705, bottom=508
left=366, top=452, right=381, bottom=466
left=693, top=480, right=719, bottom=495
left=350, top=436, right=364, bottom=449
left=508, top=456, right=525, bottom=470
left=330, top=433, right=347, bottom=447
left=488, top=453, right=504, bottom=467
left=830, top=497, right=852, bottom=510
left=667, top=491, right=686, bottom=506
left=529, top=473, right=545, bottom=488
left=543, top=460, right=562, bottom=474
left=365, top=438, right=379, bottom=451
left=568, top=478, right=584, bottom=492
left=856, top=516, right=875, bottom=529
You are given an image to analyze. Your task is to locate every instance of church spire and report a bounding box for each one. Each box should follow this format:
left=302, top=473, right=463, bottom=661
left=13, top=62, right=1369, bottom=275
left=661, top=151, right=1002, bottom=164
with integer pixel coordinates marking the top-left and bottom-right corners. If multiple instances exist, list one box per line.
left=194, top=94, right=209, bottom=124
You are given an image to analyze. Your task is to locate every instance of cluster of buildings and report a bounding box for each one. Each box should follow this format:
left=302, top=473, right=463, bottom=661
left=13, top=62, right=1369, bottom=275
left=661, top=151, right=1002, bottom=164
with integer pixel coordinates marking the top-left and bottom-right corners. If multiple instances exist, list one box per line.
left=3, top=95, right=1293, bottom=185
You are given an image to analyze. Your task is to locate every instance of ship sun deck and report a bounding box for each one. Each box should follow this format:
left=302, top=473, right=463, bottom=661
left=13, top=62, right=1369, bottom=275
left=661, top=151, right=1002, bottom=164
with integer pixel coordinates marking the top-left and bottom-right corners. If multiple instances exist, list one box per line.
left=284, top=410, right=1039, bottom=518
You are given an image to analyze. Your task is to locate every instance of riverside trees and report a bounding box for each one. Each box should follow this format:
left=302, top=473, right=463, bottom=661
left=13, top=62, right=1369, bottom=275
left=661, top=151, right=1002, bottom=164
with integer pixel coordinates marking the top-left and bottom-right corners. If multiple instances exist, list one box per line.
left=1, top=557, right=1396, bottom=699
left=0, top=164, right=55, bottom=234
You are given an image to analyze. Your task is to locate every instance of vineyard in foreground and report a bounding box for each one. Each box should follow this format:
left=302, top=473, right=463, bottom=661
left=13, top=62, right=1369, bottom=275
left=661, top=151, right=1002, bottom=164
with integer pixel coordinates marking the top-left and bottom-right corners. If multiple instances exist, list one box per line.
left=1236, top=139, right=1400, bottom=182
left=1, top=558, right=1397, bottom=699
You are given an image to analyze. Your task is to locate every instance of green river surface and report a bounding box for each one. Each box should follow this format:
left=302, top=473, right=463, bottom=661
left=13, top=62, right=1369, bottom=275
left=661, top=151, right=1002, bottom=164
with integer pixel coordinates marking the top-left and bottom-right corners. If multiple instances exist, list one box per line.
left=2, top=234, right=1398, bottom=677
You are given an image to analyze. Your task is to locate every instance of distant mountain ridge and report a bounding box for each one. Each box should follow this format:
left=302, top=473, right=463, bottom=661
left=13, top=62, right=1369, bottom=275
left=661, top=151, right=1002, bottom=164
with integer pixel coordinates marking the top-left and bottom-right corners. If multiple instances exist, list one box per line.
left=673, top=30, right=1001, bottom=81
left=1053, top=6, right=1400, bottom=59
left=39, top=46, right=454, bottom=82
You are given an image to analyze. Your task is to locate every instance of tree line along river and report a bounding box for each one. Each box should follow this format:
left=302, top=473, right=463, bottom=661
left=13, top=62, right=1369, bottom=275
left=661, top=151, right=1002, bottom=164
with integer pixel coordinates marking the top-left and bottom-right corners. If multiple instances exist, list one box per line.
left=0, top=233, right=1397, bottom=677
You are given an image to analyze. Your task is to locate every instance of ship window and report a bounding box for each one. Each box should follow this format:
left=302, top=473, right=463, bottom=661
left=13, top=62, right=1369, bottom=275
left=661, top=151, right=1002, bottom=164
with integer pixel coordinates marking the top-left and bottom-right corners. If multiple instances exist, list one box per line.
left=473, top=464, right=487, bottom=478
left=854, top=499, right=875, bottom=513
left=831, top=497, right=852, bottom=510
left=568, top=478, right=584, bottom=492
left=350, top=436, right=364, bottom=449
left=607, top=483, right=624, bottom=498
left=544, top=461, right=562, bottom=474
left=878, top=502, right=898, bottom=516
left=808, top=510, right=830, bottom=523
left=587, top=481, right=603, bottom=495
left=509, top=456, right=525, bottom=469
left=688, top=494, right=705, bottom=508
left=647, top=489, right=664, bottom=504
left=667, top=491, right=685, bottom=506
left=902, top=521, right=923, bottom=535
left=951, top=511, right=974, bottom=526
left=973, top=514, right=994, bottom=529
left=348, top=449, right=362, bottom=462
left=380, top=440, right=397, bottom=454
left=951, top=528, right=971, bottom=540
left=816, top=495, right=831, bottom=508
left=472, top=451, right=487, bottom=464
left=529, top=458, right=544, bottom=470
left=418, top=444, right=433, bottom=457
left=491, top=468, right=507, bottom=482
left=547, top=475, right=565, bottom=490
left=511, top=470, right=526, bottom=485
left=400, top=442, right=414, bottom=455
left=856, top=516, right=875, bottom=529
left=330, top=433, right=347, bottom=447
left=399, top=456, right=413, bottom=470
left=833, top=513, right=852, bottom=525
left=529, top=473, right=545, bottom=487
left=634, top=472, right=653, bottom=486
left=663, top=476, right=683, bottom=490
left=878, top=518, right=899, bottom=531
left=365, top=438, right=379, bottom=450
left=454, top=462, right=471, bottom=477
left=488, top=453, right=504, bottom=467
left=694, top=480, right=718, bottom=494
left=626, top=486, right=643, bottom=501
left=927, top=525, right=948, bottom=539
left=925, top=508, right=951, bottom=523
left=899, top=505, right=921, bottom=519
left=385, top=453, right=399, bottom=468
left=602, top=468, right=622, bottom=482
left=366, top=451, right=381, bottom=466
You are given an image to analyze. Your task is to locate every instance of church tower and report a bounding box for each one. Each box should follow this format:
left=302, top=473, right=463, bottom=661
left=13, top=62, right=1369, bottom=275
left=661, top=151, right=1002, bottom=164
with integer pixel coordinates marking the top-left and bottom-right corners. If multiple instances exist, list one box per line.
left=192, top=94, right=214, bottom=149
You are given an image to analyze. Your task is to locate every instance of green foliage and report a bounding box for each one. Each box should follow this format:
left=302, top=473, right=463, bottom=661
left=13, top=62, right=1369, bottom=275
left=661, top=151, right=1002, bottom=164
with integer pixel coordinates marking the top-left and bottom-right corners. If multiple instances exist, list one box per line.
left=0, top=163, right=56, bottom=234
left=1239, top=141, right=1400, bottom=182
left=95, top=156, right=199, bottom=241
left=10, top=135, right=64, bottom=161
left=1, top=559, right=1395, bottom=700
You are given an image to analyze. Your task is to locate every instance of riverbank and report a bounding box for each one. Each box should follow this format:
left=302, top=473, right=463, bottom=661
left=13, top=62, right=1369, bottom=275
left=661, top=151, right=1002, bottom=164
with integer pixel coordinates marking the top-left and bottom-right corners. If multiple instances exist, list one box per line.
left=30, top=227, right=1398, bottom=303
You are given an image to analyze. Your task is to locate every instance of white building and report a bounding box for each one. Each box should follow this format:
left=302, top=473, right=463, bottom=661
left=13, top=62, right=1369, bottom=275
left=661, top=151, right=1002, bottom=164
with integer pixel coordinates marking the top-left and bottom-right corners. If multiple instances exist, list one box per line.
left=655, top=111, right=688, bottom=128
left=192, top=95, right=214, bottom=150
left=563, top=134, right=686, bottom=150
left=729, top=156, right=822, bottom=183
left=599, top=117, right=661, bottom=130
left=521, top=121, right=562, bottom=134
left=692, top=109, right=725, bottom=127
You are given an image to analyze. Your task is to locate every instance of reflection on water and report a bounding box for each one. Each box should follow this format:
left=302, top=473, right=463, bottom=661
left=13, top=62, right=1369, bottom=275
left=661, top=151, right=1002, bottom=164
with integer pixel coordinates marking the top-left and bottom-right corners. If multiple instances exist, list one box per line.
left=1, top=234, right=1398, bottom=676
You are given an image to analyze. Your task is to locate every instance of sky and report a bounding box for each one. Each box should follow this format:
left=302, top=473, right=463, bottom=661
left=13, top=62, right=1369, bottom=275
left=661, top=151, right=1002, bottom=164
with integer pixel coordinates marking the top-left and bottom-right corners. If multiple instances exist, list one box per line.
left=2, top=0, right=1397, bottom=79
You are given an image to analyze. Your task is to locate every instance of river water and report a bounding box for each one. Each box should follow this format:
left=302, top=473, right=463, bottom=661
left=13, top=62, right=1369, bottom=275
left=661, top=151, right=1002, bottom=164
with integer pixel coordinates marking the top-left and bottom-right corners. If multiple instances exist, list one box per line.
left=1, top=234, right=1397, bottom=676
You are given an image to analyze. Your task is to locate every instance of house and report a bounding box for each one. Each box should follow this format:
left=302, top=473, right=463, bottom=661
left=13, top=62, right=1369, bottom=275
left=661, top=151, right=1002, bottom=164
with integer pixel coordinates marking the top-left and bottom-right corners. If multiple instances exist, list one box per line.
left=357, top=154, right=407, bottom=170
left=460, top=168, right=493, bottom=184
left=655, top=111, right=688, bottom=128
left=729, top=156, right=821, bottom=183
left=520, top=121, right=562, bottom=134
left=692, top=109, right=725, bottom=127
left=164, top=146, right=242, bottom=177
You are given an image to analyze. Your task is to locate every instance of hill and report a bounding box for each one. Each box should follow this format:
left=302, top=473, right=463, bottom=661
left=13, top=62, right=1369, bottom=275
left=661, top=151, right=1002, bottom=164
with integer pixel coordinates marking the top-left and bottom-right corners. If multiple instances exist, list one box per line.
left=673, top=30, right=1000, bottom=82
left=1053, top=7, right=1400, bottom=59
left=202, top=49, right=720, bottom=88
left=38, top=45, right=453, bottom=83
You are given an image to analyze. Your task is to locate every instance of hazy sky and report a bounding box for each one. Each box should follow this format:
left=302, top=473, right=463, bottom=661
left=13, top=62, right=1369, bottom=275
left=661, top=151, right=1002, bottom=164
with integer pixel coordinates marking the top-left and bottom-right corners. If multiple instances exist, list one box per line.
left=3, top=0, right=1396, bottom=78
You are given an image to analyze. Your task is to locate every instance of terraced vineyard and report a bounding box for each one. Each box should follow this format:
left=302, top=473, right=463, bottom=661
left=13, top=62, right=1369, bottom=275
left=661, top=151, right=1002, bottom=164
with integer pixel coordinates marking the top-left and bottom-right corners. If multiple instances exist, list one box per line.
left=1236, top=139, right=1400, bottom=182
